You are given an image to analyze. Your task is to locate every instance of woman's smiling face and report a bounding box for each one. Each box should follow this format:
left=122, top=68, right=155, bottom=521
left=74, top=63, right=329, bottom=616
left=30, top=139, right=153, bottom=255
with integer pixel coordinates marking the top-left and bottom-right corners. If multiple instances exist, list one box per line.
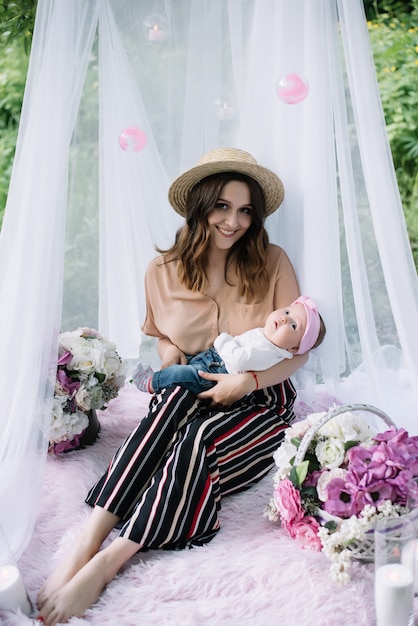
left=207, top=180, right=253, bottom=251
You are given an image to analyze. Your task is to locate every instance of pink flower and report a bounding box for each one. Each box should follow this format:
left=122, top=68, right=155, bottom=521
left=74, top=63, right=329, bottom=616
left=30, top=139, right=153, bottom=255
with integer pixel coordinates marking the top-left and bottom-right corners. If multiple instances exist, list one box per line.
left=291, top=516, right=322, bottom=551
left=273, top=478, right=304, bottom=525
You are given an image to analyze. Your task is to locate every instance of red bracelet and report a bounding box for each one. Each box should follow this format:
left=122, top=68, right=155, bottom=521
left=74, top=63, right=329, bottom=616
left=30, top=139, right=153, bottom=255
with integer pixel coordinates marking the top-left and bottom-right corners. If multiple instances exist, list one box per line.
left=250, top=371, right=259, bottom=391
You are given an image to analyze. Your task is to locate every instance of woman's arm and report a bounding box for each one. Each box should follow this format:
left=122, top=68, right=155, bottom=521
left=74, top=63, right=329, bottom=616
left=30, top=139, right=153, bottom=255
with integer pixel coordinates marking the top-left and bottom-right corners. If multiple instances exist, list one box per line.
left=197, top=353, right=308, bottom=406
left=158, top=338, right=188, bottom=368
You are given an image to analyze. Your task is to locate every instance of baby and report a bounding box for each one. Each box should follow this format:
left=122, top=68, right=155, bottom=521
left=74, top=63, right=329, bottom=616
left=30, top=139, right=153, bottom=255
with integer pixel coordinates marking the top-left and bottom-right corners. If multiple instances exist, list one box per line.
left=133, top=295, right=325, bottom=396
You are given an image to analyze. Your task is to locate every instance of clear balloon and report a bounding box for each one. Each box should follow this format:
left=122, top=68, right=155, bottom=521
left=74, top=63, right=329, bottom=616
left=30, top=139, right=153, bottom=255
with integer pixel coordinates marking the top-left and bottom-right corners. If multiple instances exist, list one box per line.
left=118, top=126, right=147, bottom=152
left=143, top=14, right=169, bottom=42
left=276, top=73, right=309, bottom=104
left=214, top=97, right=236, bottom=120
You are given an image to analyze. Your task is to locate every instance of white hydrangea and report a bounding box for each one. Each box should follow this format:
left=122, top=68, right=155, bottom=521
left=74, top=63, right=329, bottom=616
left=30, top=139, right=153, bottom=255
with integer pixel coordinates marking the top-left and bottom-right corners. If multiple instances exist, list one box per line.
left=318, top=411, right=375, bottom=443
left=50, top=399, right=89, bottom=444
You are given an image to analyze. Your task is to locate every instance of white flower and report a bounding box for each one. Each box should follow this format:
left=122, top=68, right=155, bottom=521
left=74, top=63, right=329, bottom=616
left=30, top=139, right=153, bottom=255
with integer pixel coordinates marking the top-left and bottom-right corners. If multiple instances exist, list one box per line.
left=74, top=385, right=91, bottom=411
left=273, top=441, right=298, bottom=479
left=316, top=467, right=347, bottom=502
left=50, top=400, right=89, bottom=444
left=315, top=437, right=345, bottom=469
left=318, top=412, right=375, bottom=443
left=50, top=327, right=125, bottom=452
left=285, top=419, right=313, bottom=441
left=69, top=343, right=105, bottom=376
left=263, top=499, right=280, bottom=523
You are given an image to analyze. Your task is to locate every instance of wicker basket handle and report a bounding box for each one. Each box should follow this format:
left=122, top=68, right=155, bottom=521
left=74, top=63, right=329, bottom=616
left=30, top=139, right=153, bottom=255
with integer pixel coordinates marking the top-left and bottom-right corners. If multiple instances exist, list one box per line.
left=293, top=403, right=396, bottom=466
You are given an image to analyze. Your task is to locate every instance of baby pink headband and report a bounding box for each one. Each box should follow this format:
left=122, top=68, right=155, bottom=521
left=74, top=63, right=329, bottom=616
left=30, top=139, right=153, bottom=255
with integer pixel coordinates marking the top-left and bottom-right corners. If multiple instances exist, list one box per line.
left=292, top=295, right=320, bottom=355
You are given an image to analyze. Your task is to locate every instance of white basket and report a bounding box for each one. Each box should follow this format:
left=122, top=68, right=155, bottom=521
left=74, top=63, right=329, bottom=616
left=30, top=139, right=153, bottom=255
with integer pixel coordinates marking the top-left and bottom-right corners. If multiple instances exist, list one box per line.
left=294, top=403, right=397, bottom=562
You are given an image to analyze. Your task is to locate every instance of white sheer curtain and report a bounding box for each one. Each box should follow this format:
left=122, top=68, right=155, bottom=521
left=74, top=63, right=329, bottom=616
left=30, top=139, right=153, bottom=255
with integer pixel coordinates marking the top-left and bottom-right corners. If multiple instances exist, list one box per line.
left=0, top=0, right=417, bottom=558
left=0, top=1, right=99, bottom=557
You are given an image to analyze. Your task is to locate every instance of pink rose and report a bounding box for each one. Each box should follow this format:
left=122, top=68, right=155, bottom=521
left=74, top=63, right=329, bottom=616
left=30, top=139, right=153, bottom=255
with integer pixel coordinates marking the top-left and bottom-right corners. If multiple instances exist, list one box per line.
left=273, top=479, right=304, bottom=525
left=291, top=516, right=322, bottom=551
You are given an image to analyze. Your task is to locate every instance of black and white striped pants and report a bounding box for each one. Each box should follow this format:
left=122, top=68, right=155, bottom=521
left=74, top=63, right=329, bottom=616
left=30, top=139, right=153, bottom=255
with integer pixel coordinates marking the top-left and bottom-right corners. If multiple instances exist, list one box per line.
left=86, top=380, right=296, bottom=550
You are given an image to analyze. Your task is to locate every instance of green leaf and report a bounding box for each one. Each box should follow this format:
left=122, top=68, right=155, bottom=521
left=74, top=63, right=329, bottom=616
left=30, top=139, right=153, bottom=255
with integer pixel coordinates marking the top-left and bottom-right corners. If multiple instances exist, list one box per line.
left=289, top=460, right=309, bottom=488
left=301, top=485, right=317, bottom=499
left=344, top=440, right=360, bottom=451
left=324, top=520, right=338, bottom=532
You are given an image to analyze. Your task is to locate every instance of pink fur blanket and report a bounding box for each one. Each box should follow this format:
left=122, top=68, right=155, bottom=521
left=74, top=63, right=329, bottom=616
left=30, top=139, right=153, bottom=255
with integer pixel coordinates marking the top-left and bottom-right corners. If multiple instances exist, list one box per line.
left=3, top=384, right=416, bottom=625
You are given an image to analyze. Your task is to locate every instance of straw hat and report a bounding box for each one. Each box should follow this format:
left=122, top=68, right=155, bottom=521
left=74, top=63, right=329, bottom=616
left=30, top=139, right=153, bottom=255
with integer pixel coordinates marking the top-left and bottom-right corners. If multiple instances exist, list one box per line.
left=168, top=148, right=284, bottom=217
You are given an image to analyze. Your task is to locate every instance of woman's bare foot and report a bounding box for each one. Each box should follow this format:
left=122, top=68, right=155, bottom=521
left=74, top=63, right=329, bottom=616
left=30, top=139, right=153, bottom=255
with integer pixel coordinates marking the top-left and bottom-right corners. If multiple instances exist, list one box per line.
left=37, top=508, right=120, bottom=610
left=38, top=536, right=140, bottom=626
left=39, top=551, right=109, bottom=626
left=37, top=541, right=97, bottom=610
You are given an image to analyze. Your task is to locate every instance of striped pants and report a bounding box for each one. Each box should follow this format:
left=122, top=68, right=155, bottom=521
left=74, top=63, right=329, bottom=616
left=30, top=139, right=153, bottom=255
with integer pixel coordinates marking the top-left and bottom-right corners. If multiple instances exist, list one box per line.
left=85, top=380, right=296, bottom=550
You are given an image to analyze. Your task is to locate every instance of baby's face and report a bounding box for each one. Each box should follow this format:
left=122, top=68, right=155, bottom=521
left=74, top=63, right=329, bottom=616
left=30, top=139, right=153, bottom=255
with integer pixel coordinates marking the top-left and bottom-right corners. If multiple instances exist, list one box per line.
left=263, top=304, right=307, bottom=353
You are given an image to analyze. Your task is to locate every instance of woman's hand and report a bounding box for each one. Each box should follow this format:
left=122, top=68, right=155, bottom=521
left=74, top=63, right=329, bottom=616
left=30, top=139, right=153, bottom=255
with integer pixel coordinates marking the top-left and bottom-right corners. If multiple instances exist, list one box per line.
left=159, top=341, right=188, bottom=369
left=197, top=371, right=256, bottom=407
left=196, top=352, right=309, bottom=408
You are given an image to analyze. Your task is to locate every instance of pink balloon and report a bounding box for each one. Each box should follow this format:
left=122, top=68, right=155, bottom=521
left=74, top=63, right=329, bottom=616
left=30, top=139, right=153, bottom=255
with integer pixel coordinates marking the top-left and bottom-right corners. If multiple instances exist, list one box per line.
left=119, top=126, right=147, bottom=152
left=276, top=73, right=309, bottom=105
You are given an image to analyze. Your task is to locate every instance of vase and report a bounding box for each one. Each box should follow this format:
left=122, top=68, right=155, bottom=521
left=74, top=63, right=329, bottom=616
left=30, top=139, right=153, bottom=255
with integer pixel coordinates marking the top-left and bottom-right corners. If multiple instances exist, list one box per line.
left=78, top=408, right=101, bottom=447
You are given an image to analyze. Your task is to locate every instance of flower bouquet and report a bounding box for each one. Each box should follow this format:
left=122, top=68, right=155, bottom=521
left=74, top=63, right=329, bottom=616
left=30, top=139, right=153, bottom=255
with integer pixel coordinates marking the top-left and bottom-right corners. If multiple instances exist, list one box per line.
left=49, top=327, right=126, bottom=455
left=265, top=404, right=418, bottom=584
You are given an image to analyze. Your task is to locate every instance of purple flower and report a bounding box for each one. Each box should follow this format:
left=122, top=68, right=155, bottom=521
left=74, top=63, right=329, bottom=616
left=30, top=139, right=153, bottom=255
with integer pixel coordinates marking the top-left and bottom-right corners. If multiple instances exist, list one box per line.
left=348, top=444, right=398, bottom=481
left=374, top=428, right=418, bottom=475
left=56, top=369, right=80, bottom=394
left=304, top=470, right=323, bottom=488
left=386, top=468, right=412, bottom=506
left=57, top=350, right=73, bottom=366
left=323, top=477, right=358, bottom=517
left=349, top=477, right=395, bottom=511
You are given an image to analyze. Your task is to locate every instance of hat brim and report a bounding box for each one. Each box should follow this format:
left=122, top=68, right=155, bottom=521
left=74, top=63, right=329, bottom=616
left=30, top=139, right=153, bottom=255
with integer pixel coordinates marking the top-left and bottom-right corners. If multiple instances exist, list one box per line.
left=168, top=160, right=284, bottom=218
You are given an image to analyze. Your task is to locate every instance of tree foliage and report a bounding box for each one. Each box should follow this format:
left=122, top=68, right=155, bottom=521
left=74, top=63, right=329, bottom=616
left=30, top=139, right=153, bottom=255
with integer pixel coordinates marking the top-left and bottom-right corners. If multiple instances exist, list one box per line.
left=0, top=0, right=37, bottom=54
left=366, top=0, right=418, bottom=266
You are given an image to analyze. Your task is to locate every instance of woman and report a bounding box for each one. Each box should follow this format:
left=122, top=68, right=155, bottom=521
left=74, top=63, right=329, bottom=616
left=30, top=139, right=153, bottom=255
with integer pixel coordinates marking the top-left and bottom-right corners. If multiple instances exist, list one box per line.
left=37, top=148, right=307, bottom=625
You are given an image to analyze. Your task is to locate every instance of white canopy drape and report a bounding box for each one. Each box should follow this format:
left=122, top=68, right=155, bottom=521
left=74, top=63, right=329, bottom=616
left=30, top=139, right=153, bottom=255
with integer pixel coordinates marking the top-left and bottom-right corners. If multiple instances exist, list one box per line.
left=0, top=0, right=417, bottom=558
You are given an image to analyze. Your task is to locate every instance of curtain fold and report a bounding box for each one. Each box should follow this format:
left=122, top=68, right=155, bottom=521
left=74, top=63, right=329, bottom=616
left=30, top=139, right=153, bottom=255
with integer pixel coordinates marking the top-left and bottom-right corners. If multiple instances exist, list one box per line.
left=0, top=0, right=100, bottom=556
left=0, top=0, right=416, bottom=559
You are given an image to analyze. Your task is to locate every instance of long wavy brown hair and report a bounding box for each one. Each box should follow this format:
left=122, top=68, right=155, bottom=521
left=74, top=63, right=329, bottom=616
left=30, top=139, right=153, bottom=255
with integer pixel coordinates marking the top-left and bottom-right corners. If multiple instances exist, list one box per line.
left=158, top=173, right=271, bottom=301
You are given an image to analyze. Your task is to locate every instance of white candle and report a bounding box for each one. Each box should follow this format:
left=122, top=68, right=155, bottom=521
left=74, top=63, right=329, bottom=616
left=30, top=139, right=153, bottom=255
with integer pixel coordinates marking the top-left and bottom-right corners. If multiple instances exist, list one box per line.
left=375, top=563, right=414, bottom=626
left=148, top=25, right=164, bottom=41
left=0, top=565, right=31, bottom=615
left=402, top=538, right=418, bottom=594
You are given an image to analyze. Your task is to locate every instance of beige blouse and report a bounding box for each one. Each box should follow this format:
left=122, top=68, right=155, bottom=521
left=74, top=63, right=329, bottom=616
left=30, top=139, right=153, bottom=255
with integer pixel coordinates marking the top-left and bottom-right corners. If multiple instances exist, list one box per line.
left=142, top=243, right=300, bottom=356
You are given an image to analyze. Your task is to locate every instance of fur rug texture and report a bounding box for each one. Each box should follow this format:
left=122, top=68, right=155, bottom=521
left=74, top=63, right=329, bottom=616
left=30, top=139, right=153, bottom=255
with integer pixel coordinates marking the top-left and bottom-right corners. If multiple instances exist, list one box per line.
left=2, top=383, right=416, bottom=626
